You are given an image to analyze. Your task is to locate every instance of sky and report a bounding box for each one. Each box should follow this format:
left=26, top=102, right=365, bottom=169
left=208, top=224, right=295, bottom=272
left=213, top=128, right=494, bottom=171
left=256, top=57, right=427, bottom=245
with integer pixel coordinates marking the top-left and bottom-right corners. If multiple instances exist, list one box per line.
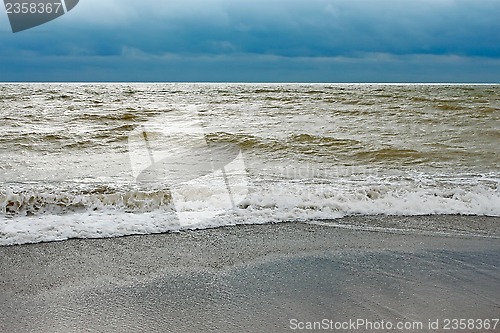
left=1, top=0, right=499, bottom=82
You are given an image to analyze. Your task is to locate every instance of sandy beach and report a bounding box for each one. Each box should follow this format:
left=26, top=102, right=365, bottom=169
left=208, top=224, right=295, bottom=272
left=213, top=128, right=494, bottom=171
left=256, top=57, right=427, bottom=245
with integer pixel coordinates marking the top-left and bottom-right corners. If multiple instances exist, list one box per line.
left=1, top=215, right=499, bottom=333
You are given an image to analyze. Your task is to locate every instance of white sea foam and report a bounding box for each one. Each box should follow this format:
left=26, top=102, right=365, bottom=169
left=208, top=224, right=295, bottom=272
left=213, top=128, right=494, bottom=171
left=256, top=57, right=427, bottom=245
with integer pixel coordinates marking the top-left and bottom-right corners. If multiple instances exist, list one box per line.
left=1, top=177, right=499, bottom=246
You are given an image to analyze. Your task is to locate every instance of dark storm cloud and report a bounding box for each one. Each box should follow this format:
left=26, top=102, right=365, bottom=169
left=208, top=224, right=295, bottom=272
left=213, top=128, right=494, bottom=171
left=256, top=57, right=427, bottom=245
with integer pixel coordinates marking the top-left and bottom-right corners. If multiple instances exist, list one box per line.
left=1, top=0, right=499, bottom=81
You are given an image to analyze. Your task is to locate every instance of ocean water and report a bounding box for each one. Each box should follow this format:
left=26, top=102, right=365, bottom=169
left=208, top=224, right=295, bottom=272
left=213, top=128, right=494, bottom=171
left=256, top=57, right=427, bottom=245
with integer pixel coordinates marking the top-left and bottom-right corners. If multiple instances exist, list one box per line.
left=1, top=83, right=499, bottom=245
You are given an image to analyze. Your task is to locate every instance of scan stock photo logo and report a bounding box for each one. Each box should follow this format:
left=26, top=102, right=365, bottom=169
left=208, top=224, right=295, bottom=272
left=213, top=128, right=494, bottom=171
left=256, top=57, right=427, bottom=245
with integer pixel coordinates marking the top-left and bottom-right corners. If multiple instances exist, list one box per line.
left=3, top=0, right=79, bottom=32
left=127, top=107, right=249, bottom=228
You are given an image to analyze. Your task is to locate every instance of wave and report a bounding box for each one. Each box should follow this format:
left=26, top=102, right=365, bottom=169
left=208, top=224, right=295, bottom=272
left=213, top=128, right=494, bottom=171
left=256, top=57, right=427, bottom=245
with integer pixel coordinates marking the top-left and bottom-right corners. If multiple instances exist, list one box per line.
left=206, top=132, right=361, bottom=154
left=206, top=132, right=495, bottom=166
left=355, top=148, right=430, bottom=164
left=1, top=177, right=499, bottom=246
left=1, top=187, right=173, bottom=216
left=78, top=112, right=143, bottom=122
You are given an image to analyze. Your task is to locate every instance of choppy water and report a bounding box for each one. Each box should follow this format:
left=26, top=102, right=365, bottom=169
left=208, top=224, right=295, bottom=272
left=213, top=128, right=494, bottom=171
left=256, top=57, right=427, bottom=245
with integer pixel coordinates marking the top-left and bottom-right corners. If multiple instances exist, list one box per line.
left=1, top=83, right=499, bottom=245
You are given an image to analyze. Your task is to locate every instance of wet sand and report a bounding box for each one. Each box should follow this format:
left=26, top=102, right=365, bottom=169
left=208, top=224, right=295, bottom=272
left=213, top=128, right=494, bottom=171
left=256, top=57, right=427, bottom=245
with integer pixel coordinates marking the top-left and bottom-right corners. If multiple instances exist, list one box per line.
left=1, top=216, right=499, bottom=332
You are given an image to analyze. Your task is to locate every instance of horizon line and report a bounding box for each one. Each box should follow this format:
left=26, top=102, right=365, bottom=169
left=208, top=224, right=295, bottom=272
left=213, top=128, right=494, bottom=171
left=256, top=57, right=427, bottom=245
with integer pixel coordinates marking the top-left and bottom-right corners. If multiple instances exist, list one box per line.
left=1, top=81, right=499, bottom=85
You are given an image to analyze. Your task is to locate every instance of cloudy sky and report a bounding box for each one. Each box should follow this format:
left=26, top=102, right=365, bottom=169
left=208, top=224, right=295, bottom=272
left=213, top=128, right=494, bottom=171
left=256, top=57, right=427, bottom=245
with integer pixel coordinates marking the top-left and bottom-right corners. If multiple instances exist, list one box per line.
left=1, top=0, right=499, bottom=82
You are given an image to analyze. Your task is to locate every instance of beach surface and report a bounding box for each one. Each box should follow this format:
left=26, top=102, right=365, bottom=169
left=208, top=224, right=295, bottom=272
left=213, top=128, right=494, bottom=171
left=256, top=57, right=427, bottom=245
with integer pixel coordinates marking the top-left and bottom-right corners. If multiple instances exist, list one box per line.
left=1, top=215, right=499, bottom=333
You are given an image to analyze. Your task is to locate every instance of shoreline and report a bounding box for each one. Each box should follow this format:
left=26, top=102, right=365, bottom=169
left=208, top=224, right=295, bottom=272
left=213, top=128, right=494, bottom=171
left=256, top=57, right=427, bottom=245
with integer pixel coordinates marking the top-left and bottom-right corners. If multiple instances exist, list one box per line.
left=1, top=215, right=499, bottom=332
left=2, top=214, right=499, bottom=248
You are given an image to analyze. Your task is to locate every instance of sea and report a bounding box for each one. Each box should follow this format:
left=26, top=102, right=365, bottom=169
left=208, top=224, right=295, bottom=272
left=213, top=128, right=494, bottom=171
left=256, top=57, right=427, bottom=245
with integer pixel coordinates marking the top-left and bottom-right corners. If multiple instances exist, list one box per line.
left=1, top=83, right=499, bottom=245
